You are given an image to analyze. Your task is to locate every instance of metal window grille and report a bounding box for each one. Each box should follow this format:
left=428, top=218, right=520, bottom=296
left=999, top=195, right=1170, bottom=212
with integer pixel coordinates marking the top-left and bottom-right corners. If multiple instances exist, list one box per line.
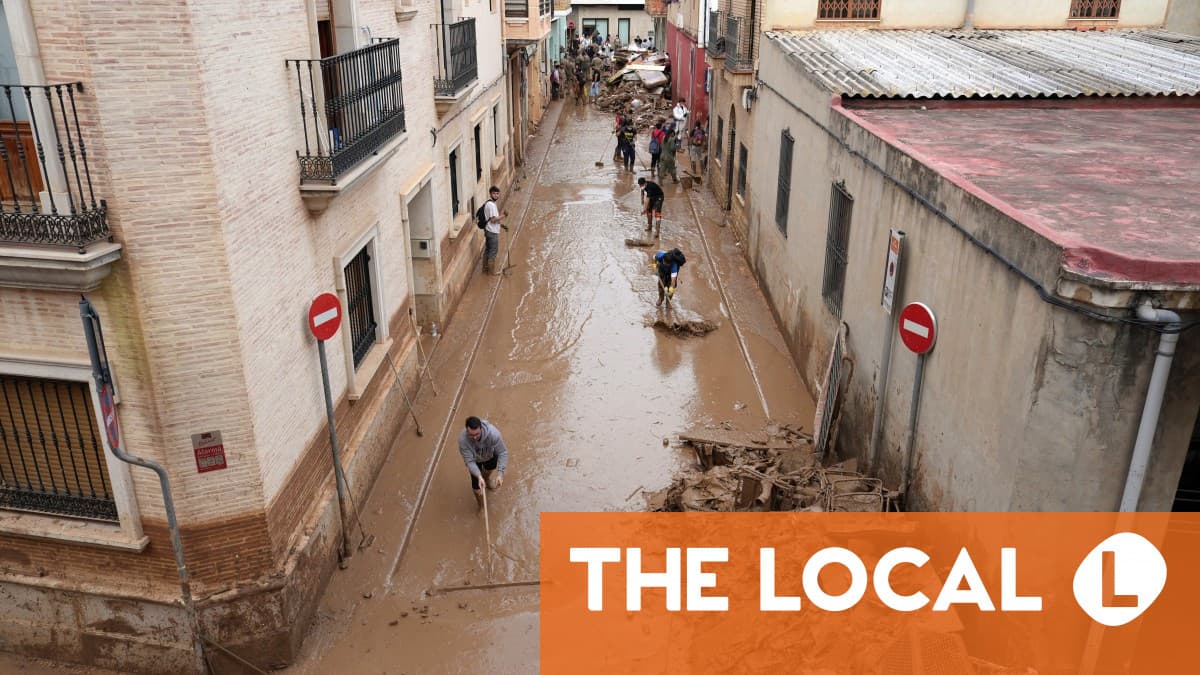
left=737, top=143, right=748, bottom=197
left=0, top=375, right=117, bottom=522
left=433, top=18, right=479, bottom=97
left=344, top=247, right=378, bottom=368
left=474, top=124, right=483, bottom=181
left=505, top=0, right=528, bottom=18
left=0, top=83, right=109, bottom=251
left=822, top=181, right=853, bottom=317
left=715, top=117, right=724, bottom=160
left=818, top=0, right=882, bottom=20
left=449, top=147, right=460, bottom=214
left=1070, top=0, right=1120, bottom=18
left=287, top=39, right=406, bottom=185
left=725, top=15, right=754, bottom=72
left=775, top=130, right=793, bottom=234
left=708, top=11, right=726, bottom=57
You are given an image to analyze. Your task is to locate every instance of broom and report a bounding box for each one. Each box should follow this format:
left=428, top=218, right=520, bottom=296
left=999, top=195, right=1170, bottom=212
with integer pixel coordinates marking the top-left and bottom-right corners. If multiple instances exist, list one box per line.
left=596, top=130, right=614, bottom=167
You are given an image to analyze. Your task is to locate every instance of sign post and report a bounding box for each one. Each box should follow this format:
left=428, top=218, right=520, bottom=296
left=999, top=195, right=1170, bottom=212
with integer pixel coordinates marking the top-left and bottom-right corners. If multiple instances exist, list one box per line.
left=309, top=293, right=354, bottom=563
left=868, top=230, right=904, bottom=473
left=897, top=301, right=936, bottom=497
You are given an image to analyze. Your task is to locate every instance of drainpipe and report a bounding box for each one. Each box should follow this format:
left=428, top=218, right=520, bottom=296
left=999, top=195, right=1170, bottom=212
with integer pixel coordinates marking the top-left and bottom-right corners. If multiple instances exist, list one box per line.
left=79, top=297, right=208, bottom=673
left=963, top=0, right=976, bottom=29
left=1119, top=299, right=1182, bottom=512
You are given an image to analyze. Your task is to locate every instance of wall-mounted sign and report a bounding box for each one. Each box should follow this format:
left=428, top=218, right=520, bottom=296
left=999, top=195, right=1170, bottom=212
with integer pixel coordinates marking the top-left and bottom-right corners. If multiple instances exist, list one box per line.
left=192, top=430, right=227, bottom=473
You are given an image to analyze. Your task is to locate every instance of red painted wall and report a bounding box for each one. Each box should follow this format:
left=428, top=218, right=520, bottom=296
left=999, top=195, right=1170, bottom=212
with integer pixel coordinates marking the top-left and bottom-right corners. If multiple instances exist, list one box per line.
left=663, top=22, right=709, bottom=126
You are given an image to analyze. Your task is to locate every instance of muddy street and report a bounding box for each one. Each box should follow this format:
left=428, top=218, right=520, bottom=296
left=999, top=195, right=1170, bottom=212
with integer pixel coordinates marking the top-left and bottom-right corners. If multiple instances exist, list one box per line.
left=284, top=100, right=814, bottom=674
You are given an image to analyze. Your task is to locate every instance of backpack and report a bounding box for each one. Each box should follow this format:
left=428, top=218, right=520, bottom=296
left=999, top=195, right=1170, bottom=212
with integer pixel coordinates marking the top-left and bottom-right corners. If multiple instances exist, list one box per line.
left=476, top=199, right=492, bottom=229
left=648, top=135, right=661, bottom=154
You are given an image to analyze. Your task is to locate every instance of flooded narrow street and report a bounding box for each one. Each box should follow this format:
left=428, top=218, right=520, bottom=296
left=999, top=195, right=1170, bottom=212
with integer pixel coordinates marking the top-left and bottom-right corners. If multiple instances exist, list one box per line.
left=285, top=100, right=814, bottom=674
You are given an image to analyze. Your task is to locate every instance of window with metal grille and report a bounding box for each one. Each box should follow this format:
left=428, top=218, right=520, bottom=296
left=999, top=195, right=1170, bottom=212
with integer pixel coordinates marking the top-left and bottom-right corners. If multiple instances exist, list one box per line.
left=737, top=143, right=748, bottom=197
left=1070, top=0, right=1120, bottom=18
left=505, top=0, right=528, bottom=18
left=343, top=246, right=378, bottom=368
left=449, top=146, right=461, bottom=214
left=818, top=0, right=881, bottom=20
left=821, top=182, right=853, bottom=317
left=715, top=117, right=724, bottom=160
left=0, top=375, right=117, bottom=522
left=775, top=130, right=793, bottom=235
left=474, top=124, right=484, bottom=181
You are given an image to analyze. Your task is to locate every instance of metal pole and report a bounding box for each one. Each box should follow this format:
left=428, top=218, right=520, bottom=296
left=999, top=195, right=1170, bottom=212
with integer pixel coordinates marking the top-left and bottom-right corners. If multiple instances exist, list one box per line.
left=869, top=230, right=904, bottom=474
left=900, top=352, right=926, bottom=497
left=79, top=298, right=208, bottom=674
left=317, top=339, right=354, bottom=563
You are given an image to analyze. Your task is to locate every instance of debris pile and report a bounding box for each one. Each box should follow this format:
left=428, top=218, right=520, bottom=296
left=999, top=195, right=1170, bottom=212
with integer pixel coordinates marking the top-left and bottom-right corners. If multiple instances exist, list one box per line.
left=594, top=52, right=671, bottom=130
left=624, top=237, right=655, bottom=248
left=647, top=423, right=896, bottom=512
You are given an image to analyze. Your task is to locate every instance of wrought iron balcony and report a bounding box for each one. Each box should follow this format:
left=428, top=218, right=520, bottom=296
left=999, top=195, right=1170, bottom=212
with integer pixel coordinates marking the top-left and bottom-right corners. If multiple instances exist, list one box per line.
left=0, top=83, right=108, bottom=252
left=708, top=11, right=727, bottom=57
left=434, top=18, right=479, bottom=98
left=287, top=39, right=406, bottom=185
left=725, top=15, right=755, bottom=73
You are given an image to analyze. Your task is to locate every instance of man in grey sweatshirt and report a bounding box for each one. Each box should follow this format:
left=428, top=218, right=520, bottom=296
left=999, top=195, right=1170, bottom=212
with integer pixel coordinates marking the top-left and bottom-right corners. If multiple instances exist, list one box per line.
left=459, top=416, right=509, bottom=509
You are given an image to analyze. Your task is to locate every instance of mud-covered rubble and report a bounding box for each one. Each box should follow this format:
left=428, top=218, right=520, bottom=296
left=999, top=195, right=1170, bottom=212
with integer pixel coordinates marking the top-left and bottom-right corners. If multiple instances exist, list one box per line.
left=647, top=423, right=897, bottom=512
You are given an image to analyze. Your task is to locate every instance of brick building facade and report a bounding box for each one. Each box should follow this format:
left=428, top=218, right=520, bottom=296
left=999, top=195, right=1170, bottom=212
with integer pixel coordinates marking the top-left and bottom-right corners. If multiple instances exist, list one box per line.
left=0, top=0, right=511, bottom=671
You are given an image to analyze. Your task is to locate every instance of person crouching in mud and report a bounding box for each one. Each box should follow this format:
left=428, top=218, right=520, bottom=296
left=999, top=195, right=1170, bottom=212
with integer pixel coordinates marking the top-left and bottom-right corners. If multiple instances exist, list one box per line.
left=653, top=248, right=686, bottom=307
left=459, top=416, right=508, bottom=509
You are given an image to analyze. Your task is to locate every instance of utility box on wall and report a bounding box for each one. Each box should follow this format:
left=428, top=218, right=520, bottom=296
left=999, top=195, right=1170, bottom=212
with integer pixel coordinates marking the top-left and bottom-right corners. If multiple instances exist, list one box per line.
left=411, top=238, right=433, bottom=259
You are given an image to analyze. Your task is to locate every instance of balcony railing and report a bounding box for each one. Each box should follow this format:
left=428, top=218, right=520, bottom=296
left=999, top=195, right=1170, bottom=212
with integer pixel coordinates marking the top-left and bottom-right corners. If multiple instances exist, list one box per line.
left=505, top=0, right=528, bottom=18
left=434, top=18, right=479, bottom=97
left=708, top=11, right=726, bottom=57
left=0, top=83, right=108, bottom=251
left=725, top=15, right=754, bottom=72
left=287, top=39, right=406, bottom=185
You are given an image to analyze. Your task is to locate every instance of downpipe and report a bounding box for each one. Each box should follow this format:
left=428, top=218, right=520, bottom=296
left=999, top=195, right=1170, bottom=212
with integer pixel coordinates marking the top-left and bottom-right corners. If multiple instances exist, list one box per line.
left=80, top=297, right=209, bottom=674
left=1119, top=299, right=1182, bottom=512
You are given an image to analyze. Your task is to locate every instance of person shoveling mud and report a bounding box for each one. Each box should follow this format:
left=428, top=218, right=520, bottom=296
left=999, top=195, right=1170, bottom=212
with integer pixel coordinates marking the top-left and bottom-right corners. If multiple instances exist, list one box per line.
left=651, top=247, right=684, bottom=306
left=459, top=416, right=509, bottom=510
left=646, top=423, right=897, bottom=512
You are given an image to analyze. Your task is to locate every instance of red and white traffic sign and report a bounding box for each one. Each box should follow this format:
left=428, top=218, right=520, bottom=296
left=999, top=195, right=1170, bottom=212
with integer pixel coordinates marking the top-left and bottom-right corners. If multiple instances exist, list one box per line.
left=898, top=302, right=937, bottom=354
left=99, top=383, right=120, bottom=449
left=308, top=293, right=342, bottom=341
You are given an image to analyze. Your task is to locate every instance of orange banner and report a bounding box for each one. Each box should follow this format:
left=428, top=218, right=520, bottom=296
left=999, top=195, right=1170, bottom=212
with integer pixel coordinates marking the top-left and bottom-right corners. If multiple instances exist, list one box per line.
left=540, top=513, right=1200, bottom=674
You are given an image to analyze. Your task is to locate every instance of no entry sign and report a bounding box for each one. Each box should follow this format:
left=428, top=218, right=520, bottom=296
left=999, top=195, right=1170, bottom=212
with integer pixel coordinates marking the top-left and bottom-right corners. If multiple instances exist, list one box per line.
left=898, top=302, right=937, bottom=354
left=309, top=293, right=342, bottom=341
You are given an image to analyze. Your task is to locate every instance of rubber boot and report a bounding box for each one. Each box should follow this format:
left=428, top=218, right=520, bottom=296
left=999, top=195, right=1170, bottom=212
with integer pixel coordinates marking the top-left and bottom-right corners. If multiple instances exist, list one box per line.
left=482, top=257, right=491, bottom=275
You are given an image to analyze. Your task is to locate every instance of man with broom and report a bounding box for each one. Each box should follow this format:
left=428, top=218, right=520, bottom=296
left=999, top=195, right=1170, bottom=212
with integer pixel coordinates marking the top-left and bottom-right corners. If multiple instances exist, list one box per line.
left=459, top=416, right=509, bottom=510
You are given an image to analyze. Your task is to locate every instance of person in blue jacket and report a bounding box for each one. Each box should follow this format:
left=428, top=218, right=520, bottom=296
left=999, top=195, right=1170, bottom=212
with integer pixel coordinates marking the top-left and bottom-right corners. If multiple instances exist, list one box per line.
left=653, top=248, right=686, bottom=307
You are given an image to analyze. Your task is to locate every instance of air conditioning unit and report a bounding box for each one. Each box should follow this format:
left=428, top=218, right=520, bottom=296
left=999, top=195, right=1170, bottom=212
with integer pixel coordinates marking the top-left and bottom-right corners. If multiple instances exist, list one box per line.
left=411, top=238, right=433, bottom=259
left=741, top=86, right=756, bottom=112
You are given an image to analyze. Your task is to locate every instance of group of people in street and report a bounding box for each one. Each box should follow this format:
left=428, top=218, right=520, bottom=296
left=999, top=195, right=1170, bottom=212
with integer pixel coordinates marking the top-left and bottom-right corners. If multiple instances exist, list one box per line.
left=614, top=99, right=707, bottom=183
left=467, top=37, right=712, bottom=507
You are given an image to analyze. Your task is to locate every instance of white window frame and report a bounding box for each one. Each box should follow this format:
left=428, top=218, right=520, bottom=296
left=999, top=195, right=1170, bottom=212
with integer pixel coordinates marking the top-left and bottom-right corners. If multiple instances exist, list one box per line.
left=335, top=225, right=391, bottom=399
left=0, top=354, right=147, bottom=551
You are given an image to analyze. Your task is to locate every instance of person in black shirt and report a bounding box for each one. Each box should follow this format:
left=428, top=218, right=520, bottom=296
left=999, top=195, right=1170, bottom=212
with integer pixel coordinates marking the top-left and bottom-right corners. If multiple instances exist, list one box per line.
left=638, top=177, right=665, bottom=238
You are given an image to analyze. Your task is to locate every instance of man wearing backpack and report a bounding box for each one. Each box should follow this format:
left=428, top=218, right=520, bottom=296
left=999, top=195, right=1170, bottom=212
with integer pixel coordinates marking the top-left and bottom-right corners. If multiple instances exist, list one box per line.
left=476, top=186, right=508, bottom=275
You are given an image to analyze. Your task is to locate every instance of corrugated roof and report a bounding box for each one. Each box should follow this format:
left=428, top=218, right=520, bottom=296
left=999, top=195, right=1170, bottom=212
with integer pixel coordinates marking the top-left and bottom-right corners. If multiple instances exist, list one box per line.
left=769, top=29, right=1200, bottom=99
